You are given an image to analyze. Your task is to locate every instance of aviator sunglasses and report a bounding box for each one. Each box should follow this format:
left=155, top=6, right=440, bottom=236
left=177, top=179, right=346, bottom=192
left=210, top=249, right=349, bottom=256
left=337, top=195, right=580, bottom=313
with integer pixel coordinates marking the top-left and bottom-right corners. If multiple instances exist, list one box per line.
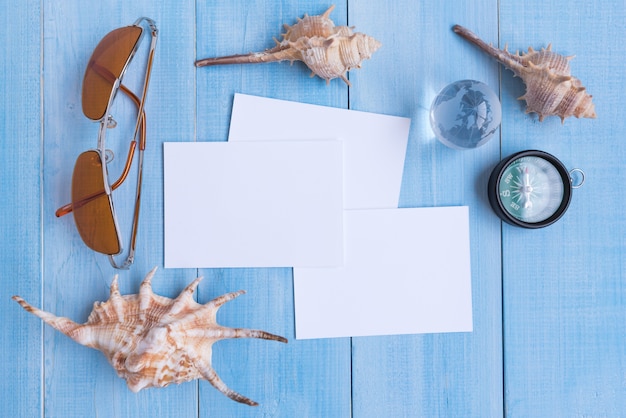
left=55, top=17, right=158, bottom=269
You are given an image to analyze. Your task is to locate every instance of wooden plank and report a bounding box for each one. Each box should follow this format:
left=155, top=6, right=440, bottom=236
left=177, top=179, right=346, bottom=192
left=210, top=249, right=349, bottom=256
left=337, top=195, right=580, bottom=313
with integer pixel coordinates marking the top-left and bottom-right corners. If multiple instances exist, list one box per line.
left=195, top=1, right=352, bottom=416
left=349, top=1, right=503, bottom=416
left=42, top=2, right=198, bottom=416
left=499, top=0, right=626, bottom=416
left=0, top=2, right=42, bottom=417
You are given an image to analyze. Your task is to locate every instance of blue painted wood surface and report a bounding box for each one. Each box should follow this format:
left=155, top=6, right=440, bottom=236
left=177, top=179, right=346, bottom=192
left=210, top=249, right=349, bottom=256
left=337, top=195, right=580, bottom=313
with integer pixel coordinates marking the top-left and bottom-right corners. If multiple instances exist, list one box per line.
left=1, top=1, right=624, bottom=417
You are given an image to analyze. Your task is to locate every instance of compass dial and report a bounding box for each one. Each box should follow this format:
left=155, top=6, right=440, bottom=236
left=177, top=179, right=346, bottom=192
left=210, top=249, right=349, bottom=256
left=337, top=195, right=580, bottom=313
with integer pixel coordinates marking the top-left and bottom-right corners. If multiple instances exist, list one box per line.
left=498, top=156, right=564, bottom=223
left=488, top=150, right=573, bottom=228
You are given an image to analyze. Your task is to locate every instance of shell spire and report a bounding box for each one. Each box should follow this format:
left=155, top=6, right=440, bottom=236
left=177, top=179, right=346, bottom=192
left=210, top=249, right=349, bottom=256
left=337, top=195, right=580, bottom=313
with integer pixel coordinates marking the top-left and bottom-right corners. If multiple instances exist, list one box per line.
left=195, top=5, right=381, bottom=86
left=453, top=24, right=596, bottom=123
left=12, top=268, right=287, bottom=406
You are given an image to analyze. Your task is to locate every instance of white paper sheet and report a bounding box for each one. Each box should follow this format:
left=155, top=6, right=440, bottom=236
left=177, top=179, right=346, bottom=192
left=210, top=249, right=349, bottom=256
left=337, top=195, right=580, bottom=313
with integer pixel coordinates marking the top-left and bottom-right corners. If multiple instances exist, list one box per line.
left=294, top=207, right=473, bottom=339
left=228, top=93, right=410, bottom=210
left=164, top=141, right=343, bottom=268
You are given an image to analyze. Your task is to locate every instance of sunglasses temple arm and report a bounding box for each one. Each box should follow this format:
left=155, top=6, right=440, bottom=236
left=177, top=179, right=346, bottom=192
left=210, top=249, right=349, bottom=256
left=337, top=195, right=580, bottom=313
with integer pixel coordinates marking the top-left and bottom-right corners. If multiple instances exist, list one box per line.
left=132, top=42, right=155, bottom=151
left=108, top=52, right=150, bottom=268
left=108, top=149, right=144, bottom=270
left=55, top=108, right=143, bottom=218
left=109, top=90, right=147, bottom=267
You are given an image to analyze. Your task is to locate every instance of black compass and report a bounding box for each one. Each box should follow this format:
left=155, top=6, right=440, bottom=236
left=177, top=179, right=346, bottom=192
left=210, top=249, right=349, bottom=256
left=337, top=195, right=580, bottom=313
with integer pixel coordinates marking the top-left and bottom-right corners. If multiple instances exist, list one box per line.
left=488, top=150, right=584, bottom=228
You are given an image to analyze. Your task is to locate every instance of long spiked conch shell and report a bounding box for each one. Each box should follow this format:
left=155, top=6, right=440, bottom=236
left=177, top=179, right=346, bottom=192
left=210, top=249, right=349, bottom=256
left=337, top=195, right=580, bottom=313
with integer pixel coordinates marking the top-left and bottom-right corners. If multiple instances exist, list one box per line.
left=12, top=267, right=287, bottom=406
left=453, top=25, right=596, bottom=123
left=195, top=5, right=381, bottom=86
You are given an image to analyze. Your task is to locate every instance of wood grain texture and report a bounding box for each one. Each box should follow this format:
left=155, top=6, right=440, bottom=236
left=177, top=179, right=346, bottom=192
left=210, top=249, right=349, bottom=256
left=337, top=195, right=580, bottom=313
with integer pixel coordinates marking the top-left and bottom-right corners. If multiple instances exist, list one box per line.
left=41, top=1, right=198, bottom=416
left=498, top=0, right=626, bottom=417
left=0, top=1, right=42, bottom=417
left=3, top=0, right=625, bottom=417
left=195, top=2, right=352, bottom=416
left=349, top=1, right=503, bottom=417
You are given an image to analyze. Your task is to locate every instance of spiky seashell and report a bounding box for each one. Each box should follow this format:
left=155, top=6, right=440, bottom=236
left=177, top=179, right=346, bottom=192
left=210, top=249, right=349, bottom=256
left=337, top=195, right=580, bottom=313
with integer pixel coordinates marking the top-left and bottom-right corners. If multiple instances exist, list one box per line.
left=195, top=5, right=381, bottom=86
left=453, top=25, right=596, bottom=122
left=12, top=267, right=287, bottom=406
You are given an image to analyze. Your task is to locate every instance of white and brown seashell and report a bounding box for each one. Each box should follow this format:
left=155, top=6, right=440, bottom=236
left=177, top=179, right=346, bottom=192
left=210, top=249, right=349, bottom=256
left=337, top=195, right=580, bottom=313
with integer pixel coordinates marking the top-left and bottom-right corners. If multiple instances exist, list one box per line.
left=195, top=5, right=381, bottom=85
left=12, top=267, right=287, bottom=406
left=453, top=25, right=596, bottom=122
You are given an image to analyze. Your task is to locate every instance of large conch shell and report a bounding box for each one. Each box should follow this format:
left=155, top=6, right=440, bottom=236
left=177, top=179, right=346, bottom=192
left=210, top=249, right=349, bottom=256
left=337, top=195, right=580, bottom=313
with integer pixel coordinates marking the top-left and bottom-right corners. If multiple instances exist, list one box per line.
left=195, top=5, right=381, bottom=85
left=453, top=25, right=596, bottom=122
left=12, top=268, right=287, bottom=406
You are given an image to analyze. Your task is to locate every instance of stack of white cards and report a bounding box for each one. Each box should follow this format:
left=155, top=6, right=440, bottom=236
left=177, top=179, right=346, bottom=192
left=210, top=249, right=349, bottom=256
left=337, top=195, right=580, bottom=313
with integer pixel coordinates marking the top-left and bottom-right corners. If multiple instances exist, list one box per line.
left=164, top=93, right=473, bottom=339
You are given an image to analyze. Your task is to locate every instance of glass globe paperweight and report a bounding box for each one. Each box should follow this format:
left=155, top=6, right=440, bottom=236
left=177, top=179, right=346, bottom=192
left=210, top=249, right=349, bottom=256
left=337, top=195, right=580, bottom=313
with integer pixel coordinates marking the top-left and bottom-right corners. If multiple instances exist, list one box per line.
left=430, top=80, right=501, bottom=150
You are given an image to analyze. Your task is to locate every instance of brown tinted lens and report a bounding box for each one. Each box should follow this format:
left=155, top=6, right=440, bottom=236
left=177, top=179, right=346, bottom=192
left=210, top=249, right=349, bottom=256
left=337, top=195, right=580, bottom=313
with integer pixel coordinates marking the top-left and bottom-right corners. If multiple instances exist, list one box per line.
left=82, top=26, right=142, bottom=120
left=71, top=151, right=121, bottom=255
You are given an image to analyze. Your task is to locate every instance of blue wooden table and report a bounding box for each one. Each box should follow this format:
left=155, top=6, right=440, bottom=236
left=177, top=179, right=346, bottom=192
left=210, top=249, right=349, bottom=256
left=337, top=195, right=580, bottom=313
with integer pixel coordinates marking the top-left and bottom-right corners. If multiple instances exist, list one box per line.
left=2, top=1, right=624, bottom=417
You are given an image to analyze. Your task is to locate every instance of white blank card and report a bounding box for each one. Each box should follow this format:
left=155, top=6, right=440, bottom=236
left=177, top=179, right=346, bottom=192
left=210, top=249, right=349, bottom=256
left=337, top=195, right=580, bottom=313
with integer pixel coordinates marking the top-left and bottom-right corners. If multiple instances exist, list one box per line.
left=164, top=141, right=343, bottom=268
left=229, top=93, right=410, bottom=210
left=294, top=206, right=473, bottom=339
